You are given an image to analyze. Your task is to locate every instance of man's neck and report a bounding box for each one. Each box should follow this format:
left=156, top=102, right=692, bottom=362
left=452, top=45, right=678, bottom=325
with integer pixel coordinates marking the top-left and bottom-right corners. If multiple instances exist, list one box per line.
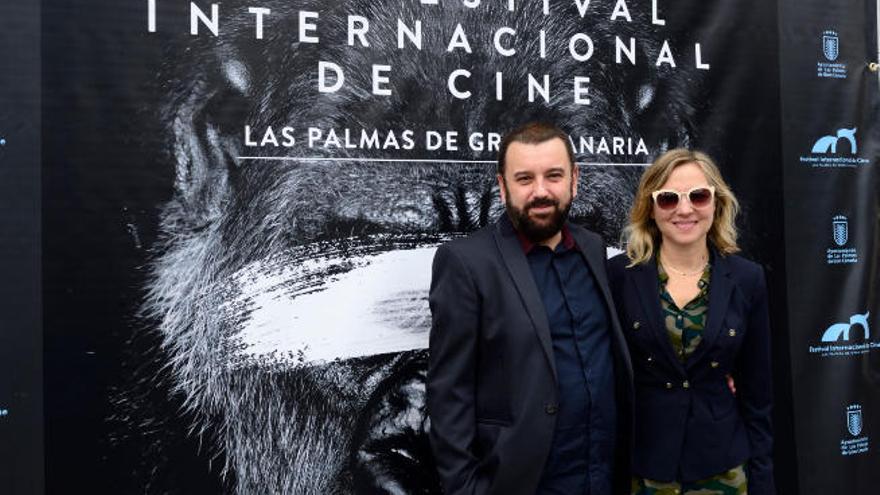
left=538, top=231, right=563, bottom=251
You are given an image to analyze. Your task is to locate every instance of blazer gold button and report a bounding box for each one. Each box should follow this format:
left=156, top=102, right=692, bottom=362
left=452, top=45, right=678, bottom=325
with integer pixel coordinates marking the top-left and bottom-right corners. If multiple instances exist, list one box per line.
left=665, top=382, right=673, bottom=389
left=633, top=321, right=641, bottom=330
left=544, top=403, right=558, bottom=415
left=710, top=361, right=719, bottom=368
left=682, top=380, right=690, bottom=389
left=729, top=328, right=737, bottom=337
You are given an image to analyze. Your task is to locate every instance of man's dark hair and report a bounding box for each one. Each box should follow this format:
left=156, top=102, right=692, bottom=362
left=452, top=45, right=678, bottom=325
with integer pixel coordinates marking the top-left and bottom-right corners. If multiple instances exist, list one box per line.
left=497, top=122, right=575, bottom=175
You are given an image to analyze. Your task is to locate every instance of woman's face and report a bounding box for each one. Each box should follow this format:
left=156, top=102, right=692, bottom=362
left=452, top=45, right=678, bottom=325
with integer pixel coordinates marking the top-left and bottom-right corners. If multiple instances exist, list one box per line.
left=651, top=162, right=715, bottom=251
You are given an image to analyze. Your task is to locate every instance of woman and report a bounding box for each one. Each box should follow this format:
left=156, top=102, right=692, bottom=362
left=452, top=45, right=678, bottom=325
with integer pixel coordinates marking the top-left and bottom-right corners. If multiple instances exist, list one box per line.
left=607, top=149, right=774, bottom=494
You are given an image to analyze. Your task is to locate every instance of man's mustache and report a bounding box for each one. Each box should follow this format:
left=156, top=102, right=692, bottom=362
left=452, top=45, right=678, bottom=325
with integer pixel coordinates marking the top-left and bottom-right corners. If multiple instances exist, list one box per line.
left=526, top=197, right=559, bottom=211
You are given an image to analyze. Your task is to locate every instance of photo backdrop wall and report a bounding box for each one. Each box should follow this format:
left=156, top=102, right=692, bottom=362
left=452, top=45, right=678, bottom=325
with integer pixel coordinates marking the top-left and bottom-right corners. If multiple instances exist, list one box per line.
left=0, top=0, right=878, bottom=493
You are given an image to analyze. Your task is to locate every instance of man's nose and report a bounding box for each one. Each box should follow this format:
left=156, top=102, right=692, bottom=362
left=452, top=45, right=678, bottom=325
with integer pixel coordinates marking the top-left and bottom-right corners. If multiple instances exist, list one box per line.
left=532, top=178, right=551, bottom=197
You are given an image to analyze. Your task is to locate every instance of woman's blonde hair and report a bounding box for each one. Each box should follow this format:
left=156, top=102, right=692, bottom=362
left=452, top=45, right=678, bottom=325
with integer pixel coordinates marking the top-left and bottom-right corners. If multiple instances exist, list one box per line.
left=623, top=148, right=740, bottom=266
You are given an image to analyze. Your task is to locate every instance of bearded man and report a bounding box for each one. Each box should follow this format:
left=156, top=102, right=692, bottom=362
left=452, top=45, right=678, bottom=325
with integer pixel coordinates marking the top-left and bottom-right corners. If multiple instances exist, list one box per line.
left=427, top=122, right=634, bottom=495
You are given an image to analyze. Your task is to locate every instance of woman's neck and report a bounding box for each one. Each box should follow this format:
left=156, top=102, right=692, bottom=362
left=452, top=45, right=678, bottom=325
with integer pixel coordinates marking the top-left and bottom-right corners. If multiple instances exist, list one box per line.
left=659, top=242, right=709, bottom=271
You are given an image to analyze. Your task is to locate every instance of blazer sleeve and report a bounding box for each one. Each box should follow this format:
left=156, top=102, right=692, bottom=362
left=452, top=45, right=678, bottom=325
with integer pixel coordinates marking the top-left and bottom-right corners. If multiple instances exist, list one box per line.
left=427, top=243, right=486, bottom=495
left=735, top=265, right=776, bottom=494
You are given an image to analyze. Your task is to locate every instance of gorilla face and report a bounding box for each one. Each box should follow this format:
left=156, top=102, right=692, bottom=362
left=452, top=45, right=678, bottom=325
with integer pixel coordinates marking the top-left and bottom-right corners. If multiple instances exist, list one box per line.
left=140, top=0, right=703, bottom=492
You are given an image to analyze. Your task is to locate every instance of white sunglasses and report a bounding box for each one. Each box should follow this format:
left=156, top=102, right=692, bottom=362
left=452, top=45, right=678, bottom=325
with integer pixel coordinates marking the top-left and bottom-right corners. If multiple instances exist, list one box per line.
left=651, top=186, right=715, bottom=210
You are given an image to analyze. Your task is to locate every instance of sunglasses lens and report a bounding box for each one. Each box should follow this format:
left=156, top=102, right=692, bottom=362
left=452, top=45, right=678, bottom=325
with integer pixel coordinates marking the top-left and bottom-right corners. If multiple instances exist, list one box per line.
left=655, top=192, right=679, bottom=210
left=689, top=188, right=713, bottom=207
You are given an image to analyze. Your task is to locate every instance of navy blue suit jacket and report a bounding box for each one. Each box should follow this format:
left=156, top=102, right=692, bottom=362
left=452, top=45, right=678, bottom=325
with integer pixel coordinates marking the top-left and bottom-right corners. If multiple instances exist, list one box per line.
left=607, top=250, right=774, bottom=494
left=427, top=215, right=634, bottom=495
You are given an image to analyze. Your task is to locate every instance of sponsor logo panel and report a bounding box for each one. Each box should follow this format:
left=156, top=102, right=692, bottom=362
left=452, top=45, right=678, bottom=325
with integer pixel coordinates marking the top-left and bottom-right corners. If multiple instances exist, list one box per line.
left=827, top=215, right=858, bottom=265
left=818, top=29, right=848, bottom=79
left=841, top=404, right=870, bottom=456
left=799, top=126, right=870, bottom=168
left=809, top=311, right=878, bottom=357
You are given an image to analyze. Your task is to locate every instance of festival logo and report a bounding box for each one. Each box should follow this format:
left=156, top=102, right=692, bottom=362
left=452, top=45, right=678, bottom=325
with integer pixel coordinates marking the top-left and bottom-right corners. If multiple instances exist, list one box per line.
left=827, top=215, right=858, bottom=264
left=800, top=127, right=869, bottom=167
left=810, top=311, right=879, bottom=357
left=818, top=29, right=847, bottom=79
left=841, top=404, right=869, bottom=456
left=820, top=312, right=870, bottom=342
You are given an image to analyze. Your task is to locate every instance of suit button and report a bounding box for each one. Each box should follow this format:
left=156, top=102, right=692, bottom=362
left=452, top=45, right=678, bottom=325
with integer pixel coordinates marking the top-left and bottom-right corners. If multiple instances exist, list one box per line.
left=729, top=328, right=737, bottom=337
left=710, top=361, right=720, bottom=368
left=665, top=382, right=673, bottom=389
left=647, top=356, right=654, bottom=362
left=633, top=321, right=641, bottom=330
left=545, top=403, right=558, bottom=415
left=682, top=380, right=690, bottom=389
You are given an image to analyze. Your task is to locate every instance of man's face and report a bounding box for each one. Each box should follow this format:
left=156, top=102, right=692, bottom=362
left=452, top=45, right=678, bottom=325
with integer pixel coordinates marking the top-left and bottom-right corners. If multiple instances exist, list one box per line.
left=498, top=138, right=578, bottom=243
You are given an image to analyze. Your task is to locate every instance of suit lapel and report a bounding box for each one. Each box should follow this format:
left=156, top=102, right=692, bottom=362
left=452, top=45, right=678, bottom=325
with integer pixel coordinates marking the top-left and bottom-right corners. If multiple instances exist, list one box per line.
left=687, top=250, right=733, bottom=368
left=493, top=216, right=557, bottom=381
left=632, top=258, right=685, bottom=372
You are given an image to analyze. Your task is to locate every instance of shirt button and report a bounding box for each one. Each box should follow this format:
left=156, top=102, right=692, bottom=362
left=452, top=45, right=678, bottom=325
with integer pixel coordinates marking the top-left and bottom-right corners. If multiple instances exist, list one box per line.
left=729, top=328, right=737, bottom=337
left=633, top=321, right=641, bottom=330
left=710, top=361, right=720, bottom=368
left=544, top=403, right=558, bottom=415
left=665, top=382, right=673, bottom=389
left=682, top=380, right=690, bottom=389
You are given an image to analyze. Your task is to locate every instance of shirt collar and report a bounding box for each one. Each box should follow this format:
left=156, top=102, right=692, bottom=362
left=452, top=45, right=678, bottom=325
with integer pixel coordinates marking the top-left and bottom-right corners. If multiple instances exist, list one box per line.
left=516, top=224, right=576, bottom=254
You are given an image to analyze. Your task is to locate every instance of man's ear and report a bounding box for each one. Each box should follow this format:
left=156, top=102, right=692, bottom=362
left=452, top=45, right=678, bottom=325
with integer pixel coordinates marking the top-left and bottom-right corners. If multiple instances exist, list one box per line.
left=496, top=174, right=508, bottom=205
left=571, top=162, right=579, bottom=198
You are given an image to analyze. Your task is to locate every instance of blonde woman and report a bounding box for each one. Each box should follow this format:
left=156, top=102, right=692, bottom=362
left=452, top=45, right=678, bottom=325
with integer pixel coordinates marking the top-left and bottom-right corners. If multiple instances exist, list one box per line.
left=607, top=149, right=774, bottom=494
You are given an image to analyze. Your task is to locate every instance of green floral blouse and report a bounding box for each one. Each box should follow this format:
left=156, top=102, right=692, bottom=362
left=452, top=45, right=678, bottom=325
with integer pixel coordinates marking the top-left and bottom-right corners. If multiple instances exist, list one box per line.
left=659, top=260, right=711, bottom=363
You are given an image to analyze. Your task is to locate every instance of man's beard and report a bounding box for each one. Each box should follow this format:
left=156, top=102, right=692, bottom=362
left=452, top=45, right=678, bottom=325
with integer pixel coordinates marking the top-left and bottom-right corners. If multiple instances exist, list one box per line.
left=506, top=195, right=572, bottom=244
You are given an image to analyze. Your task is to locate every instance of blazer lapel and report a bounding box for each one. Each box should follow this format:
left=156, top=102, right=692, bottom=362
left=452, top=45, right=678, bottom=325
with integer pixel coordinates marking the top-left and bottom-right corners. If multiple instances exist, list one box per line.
left=687, top=249, right=733, bottom=368
left=493, top=216, right=557, bottom=381
left=633, top=258, right=685, bottom=372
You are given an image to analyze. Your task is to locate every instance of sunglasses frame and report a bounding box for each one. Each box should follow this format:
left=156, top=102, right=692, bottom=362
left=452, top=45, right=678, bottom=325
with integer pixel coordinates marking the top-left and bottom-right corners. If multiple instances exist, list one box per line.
left=651, top=186, right=716, bottom=210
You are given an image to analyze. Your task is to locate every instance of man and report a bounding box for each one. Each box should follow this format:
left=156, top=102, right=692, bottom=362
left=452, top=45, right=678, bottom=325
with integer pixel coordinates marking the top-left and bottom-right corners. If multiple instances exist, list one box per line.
left=427, top=122, right=634, bottom=495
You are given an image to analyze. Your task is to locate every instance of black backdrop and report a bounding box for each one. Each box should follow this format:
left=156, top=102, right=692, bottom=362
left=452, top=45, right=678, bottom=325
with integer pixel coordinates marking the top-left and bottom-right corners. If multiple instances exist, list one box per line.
left=1, top=0, right=877, bottom=493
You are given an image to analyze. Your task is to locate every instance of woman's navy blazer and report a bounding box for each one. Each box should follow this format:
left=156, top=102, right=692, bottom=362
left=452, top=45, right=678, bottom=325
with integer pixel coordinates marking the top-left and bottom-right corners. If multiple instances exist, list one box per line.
left=607, top=249, right=775, bottom=494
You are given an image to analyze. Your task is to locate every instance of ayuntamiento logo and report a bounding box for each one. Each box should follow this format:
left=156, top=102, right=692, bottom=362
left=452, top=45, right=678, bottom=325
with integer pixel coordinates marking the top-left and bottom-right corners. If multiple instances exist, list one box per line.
left=827, top=215, right=858, bottom=265
left=841, top=404, right=869, bottom=456
left=818, top=29, right=847, bottom=79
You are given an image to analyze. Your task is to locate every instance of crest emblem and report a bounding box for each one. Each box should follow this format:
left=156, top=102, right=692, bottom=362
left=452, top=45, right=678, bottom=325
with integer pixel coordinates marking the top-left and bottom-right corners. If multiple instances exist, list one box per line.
left=823, top=30, right=839, bottom=61
left=847, top=405, right=863, bottom=436
left=832, top=215, right=848, bottom=246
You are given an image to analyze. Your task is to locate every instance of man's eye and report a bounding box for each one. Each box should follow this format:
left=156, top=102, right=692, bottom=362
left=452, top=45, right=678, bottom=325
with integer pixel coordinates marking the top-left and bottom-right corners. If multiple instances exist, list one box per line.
left=517, top=177, right=531, bottom=183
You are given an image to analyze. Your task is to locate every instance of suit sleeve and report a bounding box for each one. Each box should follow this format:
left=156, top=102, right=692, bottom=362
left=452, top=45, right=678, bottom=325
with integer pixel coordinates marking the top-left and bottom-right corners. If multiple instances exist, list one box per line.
left=735, top=266, right=776, bottom=494
left=427, top=244, right=486, bottom=495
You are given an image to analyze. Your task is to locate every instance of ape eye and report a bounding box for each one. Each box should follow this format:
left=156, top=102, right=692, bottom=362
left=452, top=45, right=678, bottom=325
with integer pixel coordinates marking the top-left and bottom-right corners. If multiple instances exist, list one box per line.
left=202, top=87, right=249, bottom=133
